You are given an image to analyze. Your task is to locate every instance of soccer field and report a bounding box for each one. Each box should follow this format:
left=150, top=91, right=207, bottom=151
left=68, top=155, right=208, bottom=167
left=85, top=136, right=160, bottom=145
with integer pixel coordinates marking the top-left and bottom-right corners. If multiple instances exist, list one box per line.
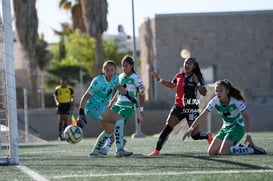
left=1, top=132, right=272, bottom=181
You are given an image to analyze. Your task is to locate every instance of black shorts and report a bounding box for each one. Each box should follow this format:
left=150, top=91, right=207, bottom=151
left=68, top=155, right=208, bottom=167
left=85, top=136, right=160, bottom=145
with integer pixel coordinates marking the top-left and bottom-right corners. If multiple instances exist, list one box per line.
left=170, top=105, right=200, bottom=122
left=57, top=103, right=71, bottom=115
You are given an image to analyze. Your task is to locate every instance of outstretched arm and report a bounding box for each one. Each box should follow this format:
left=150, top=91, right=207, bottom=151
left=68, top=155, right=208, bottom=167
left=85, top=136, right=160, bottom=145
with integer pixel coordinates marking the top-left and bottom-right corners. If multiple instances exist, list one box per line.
left=182, top=109, right=209, bottom=140
left=151, top=71, right=176, bottom=88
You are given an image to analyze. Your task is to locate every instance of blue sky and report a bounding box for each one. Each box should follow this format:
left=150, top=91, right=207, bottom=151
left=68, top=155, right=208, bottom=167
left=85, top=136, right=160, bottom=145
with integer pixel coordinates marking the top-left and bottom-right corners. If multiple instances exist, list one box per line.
left=36, top=0, right=273, bottom=43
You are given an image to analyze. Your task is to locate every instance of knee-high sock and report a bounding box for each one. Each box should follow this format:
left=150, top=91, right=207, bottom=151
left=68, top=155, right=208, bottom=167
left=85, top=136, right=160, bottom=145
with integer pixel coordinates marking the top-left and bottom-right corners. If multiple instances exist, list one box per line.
left=91, top=131, right=112, bottom=154
left=229, top=145, right=254, bottom=155
left=102, top=134, right=114, bottom=153
left=58, top=122, right=63, bottom=136
left=156, top=125, right=173, bottom=151
left=114, top=119, right=125, bottom=151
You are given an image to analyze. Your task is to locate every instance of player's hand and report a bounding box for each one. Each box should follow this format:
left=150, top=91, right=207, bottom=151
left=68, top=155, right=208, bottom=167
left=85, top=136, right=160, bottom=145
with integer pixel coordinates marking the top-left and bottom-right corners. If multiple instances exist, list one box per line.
left=182, top=127, right=193, bottom=141
left=192, top=73, right=199, bottom=84
left=244, top=134, right=254, bottom=147
left=77, top=108, right=87, bottom=128
left=151, top=72, right=160, bottom=80
left=139, top=112, right=144, bottom=122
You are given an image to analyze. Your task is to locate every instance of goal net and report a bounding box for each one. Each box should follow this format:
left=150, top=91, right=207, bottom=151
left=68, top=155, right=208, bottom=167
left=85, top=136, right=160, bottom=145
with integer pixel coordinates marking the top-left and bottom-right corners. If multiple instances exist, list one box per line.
left=0, top=0, right=19, bottom=165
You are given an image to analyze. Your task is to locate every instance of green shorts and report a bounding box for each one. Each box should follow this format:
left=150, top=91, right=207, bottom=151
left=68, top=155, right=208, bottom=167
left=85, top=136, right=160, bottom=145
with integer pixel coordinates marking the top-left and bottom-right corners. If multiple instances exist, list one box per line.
left=85, top=104, right=106, bottom=122
left=215, top=123, right=245, bottom=145
left=111, top=104, right=134, bottom=123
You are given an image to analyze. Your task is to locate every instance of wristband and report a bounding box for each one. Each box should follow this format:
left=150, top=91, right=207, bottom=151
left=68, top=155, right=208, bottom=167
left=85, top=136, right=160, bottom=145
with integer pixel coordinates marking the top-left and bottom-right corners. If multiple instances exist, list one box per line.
left=159, top=78, right=163, bottom=83
left=197, top=82, right=201, bottom=87
left=139, top=107, right=144, bottom=112
left=246, top=132, right=251, bottom=136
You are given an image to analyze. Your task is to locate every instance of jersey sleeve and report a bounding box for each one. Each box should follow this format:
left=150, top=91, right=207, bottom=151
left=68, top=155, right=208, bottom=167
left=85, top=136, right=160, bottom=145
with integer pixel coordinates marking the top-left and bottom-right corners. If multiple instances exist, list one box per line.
left=69, top=87, right=74, bottom=95
left=87, top=76, right=100, bottom=95
left=205, top=96, right=218, bottom=112
left=135, top=74, right=145, bottom=94
left=238, top=100, right=247, bottom=112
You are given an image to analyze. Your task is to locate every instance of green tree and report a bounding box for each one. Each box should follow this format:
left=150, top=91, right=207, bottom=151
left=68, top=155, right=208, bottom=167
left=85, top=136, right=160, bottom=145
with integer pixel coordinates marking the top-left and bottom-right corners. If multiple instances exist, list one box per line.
left=46, top=30, right=124, bottom=87
left=35, top=34, right=52, bottom=71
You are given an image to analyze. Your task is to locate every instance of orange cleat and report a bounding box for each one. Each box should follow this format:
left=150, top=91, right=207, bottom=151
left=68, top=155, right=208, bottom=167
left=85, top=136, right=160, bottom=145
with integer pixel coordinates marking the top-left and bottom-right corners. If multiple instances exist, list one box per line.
left=148, top=149, right=160, bottom=156
left=207, top=133, right=213, bottom=145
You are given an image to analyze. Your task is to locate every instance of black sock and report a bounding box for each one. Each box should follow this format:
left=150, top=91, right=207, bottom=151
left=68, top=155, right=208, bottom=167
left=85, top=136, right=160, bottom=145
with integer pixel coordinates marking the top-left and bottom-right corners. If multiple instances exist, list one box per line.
left=191, top=131, right=208, bottom=140
left=156, top=125, right=173, bottom=151
left=58, top=122, right=63, bottom=136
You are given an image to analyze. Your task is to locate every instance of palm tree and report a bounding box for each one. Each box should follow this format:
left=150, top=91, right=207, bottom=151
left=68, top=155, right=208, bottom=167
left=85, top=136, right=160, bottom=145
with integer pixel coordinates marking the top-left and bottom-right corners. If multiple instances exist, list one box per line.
left=58, top=0, right=85, bottom=32
left=81, top=0, right=108, bottom=74
left=13, top=0, right=39, bottom=108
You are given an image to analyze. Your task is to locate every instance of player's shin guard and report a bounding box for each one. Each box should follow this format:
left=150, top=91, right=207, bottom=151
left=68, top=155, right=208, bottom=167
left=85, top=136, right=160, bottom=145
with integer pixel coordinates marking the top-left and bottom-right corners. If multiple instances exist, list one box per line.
left=91, top=131, right=112, bottom=154
left=229, top=145, right=254, bottom=155
left=114, top=119, right=125, bottom=151
left=156, top=125, right=173, bottom=151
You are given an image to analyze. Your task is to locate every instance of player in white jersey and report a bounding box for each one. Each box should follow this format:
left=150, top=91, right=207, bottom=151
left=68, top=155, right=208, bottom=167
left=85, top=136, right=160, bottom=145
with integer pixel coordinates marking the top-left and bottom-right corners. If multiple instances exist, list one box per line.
left=101, top=55, right=145, bottom=155
left=77, top=60, right=138, bottom=157
left=183, top=79, right=266, bottom=155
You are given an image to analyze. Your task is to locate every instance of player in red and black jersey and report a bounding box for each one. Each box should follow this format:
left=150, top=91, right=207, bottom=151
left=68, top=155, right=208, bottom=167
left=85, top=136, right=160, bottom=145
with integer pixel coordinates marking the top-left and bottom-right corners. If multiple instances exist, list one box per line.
left=149, top=57, right=212, bottom=156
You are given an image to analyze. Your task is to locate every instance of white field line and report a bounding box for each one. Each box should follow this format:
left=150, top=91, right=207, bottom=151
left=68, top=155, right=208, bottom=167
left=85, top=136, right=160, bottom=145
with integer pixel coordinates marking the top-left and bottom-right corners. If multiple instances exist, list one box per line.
left=17, top=165, right=49, bottom=181
left=51, top=169, right=273, bottom=179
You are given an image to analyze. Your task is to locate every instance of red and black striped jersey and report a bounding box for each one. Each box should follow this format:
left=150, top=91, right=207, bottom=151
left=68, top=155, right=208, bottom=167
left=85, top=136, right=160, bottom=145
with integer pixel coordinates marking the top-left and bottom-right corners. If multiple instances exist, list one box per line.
left=172, top=72, right=204, bottom=108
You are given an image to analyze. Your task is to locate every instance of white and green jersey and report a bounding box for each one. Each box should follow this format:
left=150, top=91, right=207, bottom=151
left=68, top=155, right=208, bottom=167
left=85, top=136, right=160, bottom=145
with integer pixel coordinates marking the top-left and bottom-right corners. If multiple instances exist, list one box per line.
left=206, top=96, right=247, bottom=128
left=115, top=72, right=144, bottom=108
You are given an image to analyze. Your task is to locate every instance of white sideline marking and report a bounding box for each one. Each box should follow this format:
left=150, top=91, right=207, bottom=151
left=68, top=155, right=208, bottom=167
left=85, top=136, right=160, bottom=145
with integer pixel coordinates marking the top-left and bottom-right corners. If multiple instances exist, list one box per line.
left=17, top=165, right=49, bottom=181
left=52, top=169, right=273, bottom=179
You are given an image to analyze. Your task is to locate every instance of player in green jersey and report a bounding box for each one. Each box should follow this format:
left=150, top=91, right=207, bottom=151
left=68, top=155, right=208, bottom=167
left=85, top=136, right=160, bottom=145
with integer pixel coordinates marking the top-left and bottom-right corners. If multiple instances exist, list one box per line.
left=183, top=79, right=266, bottom=155
left=77, top=60, right=137, bottom=157
left=101, top=55, right=145, bottom=155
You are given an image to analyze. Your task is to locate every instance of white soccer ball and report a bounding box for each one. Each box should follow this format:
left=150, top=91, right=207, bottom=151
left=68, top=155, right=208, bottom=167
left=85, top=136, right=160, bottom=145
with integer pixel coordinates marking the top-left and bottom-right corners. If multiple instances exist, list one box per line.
left=64, top=125, right=83, bottom=144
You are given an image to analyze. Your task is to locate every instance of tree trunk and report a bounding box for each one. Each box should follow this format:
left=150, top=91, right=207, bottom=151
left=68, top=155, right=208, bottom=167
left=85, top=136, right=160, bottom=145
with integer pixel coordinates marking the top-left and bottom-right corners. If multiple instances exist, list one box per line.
left=13, top=0, right=39, bottom=108
left=94, top=33, right=104, bottom=74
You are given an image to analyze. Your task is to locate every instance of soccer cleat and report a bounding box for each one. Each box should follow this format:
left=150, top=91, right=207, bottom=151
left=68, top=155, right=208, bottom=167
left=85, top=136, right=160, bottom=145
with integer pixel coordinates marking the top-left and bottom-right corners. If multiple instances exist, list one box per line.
left=148, top=149, right=160, bottom=156
left=115, top=149, right=133, bottom=157
left=89, top=152, right=107, bottom=158
left=248, top=145, right=267, bottom=155
left=100, top=148, right=108, bottom=156
left=207, top=133, right=213, bottom=145
left=123, top=138, right=127, bottom=147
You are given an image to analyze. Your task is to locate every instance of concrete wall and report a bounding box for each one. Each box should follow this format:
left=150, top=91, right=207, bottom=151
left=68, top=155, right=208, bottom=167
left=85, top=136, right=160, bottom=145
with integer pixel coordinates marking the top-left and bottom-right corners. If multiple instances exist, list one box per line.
left=140, top=10, right=273, bottom=101
left=139, top=10, right=273, bottom=132
left=17, top=100, right=273, bottom=141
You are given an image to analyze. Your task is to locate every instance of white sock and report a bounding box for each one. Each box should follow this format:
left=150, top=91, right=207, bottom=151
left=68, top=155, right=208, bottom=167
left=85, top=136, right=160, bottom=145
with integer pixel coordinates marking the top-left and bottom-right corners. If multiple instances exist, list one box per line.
left=229, top=145, right=254, bottom=155
left=114, top=119, right=125, bottom=152
left=102, top=134, right=114, bottom=153
left=90, top=131, right=111, bottom=154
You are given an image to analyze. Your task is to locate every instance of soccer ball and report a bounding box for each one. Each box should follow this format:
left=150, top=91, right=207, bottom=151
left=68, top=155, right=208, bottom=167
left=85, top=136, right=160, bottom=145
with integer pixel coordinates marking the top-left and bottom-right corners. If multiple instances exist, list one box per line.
left=64, top=125, right=83, bottom=144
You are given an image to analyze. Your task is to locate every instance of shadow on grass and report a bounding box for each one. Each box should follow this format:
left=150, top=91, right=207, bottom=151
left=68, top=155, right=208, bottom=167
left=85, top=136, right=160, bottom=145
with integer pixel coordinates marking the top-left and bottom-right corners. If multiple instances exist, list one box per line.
left=143, top=153, right=270, bottom=170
